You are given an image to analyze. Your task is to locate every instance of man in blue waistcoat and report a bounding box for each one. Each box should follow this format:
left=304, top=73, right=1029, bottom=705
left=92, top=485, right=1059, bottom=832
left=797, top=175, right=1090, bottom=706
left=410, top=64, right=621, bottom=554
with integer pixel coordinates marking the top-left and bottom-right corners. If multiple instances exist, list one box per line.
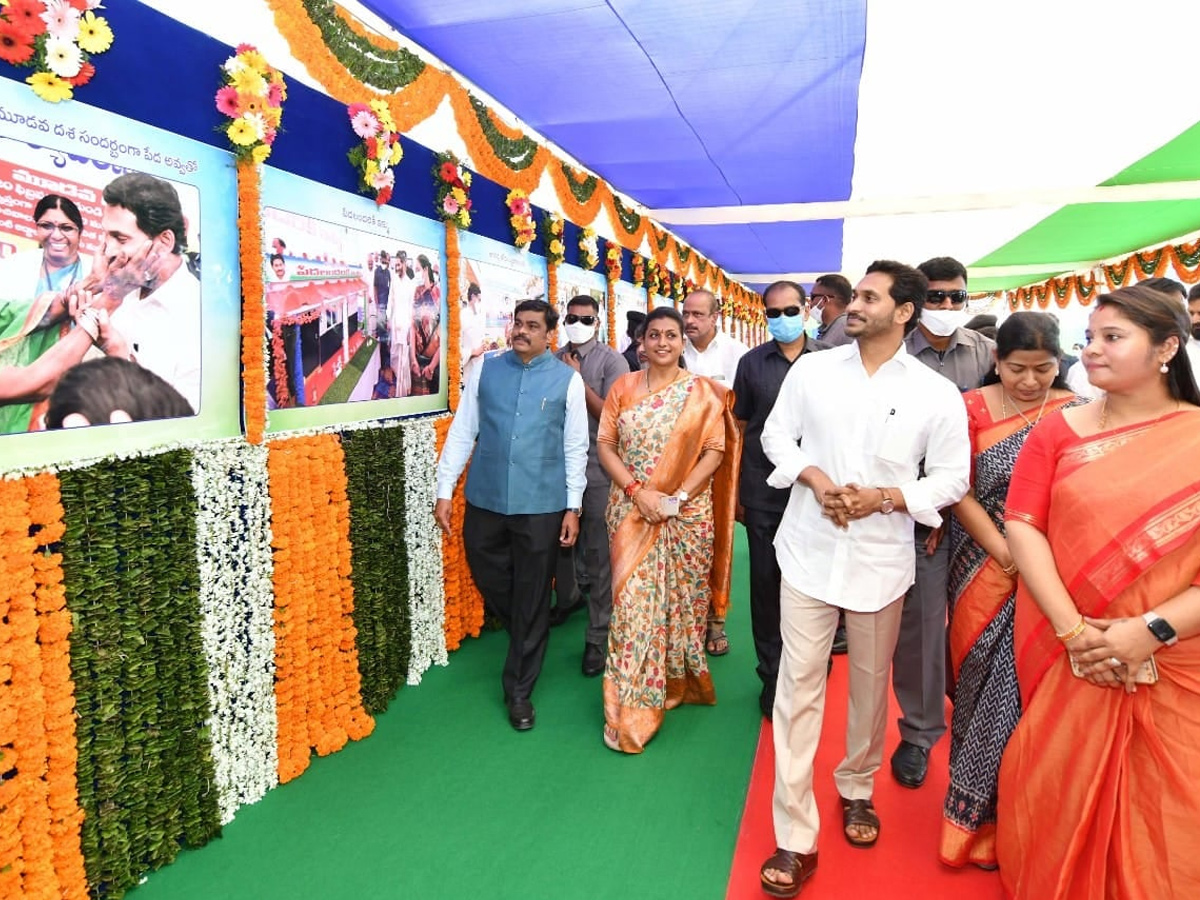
left=435, top=299, right=589, bottom=731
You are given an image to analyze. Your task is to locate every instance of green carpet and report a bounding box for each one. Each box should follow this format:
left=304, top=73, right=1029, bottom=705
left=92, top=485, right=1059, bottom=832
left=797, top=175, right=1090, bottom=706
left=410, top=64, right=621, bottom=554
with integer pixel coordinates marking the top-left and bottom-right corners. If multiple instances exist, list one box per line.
left=320, top=338, right=378, bottom=406
left=131, top=530, right=761, bottom=900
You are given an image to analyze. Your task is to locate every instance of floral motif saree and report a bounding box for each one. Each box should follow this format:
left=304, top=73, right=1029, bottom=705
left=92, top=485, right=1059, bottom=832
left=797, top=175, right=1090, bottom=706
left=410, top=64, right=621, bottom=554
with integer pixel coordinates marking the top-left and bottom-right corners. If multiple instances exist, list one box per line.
left=996, top=409, right=1200, bottom=899
left=597, top=372, right=740, bottom=753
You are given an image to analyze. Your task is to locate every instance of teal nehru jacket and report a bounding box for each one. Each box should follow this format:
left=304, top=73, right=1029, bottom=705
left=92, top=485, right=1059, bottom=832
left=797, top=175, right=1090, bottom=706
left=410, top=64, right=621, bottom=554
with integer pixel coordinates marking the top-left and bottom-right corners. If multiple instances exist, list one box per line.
left=461, top=350, right=581, bottom=515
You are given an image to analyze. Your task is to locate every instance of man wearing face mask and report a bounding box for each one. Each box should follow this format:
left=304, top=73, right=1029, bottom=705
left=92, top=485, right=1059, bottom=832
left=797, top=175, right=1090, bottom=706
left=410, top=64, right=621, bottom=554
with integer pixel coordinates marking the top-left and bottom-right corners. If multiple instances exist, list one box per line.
left=732, top=281, right=829, bottom=718
left=811, top=274, right=854, bottom=347
left=890, top=256, right=994, bottom=790
left=552, top=295, right=630, bottom=676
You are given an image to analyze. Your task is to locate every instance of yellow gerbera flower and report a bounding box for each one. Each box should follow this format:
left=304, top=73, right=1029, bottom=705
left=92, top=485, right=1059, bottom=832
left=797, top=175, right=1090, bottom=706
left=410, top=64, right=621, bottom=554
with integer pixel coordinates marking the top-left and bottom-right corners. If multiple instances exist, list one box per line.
left=251, top=145, right=271, bottom=165
left=77, top=12, right=114, bottom=55
left=26, top=72, right=72, bottom=103
left=227, top=118, right=258, bottom=147
left=231, top=67, right=267, bottom=97
left=451, top=187, right=466, bottom=204
left=238, top=50, right=269, bottom=74
left=460, top=211, right=472, bottom=227
left=389, top=144, right=402, bottom=166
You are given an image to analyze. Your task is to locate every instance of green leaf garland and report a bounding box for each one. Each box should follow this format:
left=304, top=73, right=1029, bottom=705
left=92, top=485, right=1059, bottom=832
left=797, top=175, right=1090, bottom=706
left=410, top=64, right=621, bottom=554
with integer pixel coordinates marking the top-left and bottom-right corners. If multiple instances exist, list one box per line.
left=60, top=452, right=221, bottom=899
left=469, top=95, right=540, bottom=171
left=342, top=427, right=412, bottom=713
left=560, top=162, right=599, bottom=205
left=301, top=0, right=426, bottom=92
left=612, top=195, right=641, bottom=236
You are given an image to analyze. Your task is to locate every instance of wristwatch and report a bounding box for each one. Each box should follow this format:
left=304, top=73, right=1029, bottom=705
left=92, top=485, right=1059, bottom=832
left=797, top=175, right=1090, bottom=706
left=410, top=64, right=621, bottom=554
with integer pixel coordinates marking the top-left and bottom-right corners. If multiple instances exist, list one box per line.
left=567, top=507, right=582, bottom=516
left=677, top=490, right=689, bottom=503
left=879, top=487, right=895, bottom=515
left=1143, top=612, right=1178, bottom=646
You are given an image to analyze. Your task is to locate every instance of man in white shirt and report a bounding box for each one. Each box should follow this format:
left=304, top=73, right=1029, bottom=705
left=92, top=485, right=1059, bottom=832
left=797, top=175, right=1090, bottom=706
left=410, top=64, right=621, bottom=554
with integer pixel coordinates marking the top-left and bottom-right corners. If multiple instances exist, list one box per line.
left=459, top=281, right=488, bottom=384
left=91, top=172, right=202, bottom=414
left=757, top=260, right=969, bottom=896
left=387, top=251, right=416, bottom=396
left=434, top=299, right=588, bottom=732
left=682, top=289, right=748, bottom=384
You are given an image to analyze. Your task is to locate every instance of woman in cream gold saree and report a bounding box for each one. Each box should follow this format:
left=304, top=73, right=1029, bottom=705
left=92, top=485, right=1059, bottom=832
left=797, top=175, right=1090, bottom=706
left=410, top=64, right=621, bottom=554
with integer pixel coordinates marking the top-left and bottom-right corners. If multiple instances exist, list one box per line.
left=997, top=285, right=1200, bottom=899
left=596, top=306, right=740, bottom=753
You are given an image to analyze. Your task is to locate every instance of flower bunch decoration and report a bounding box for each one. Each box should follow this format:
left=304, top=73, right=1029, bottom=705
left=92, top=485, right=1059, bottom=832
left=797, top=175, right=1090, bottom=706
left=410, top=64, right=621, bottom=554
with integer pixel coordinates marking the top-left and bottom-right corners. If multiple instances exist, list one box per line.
left=604, top=242, right=622, bottom=283
left=543, top=212, right=565, bottom=265
left=505, top=188, right=536, bottom=250
left=632, top=255, right=645, bottom=288
left=578, top=226, right=599, bottom=270
left=216, top=44, right=286, bottom=164
left=347, top=100, right=403, bottom=205
left=3, top=0, right=114, bottom=103
left=646, top=258, right=660, bottom=296
left=433, top=151, right=472, bottom=228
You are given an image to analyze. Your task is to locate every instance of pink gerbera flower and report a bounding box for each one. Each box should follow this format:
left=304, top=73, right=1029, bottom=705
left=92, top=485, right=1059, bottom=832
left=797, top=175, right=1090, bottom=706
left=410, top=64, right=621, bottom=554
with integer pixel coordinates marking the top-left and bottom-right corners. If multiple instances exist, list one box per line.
left=351, top=109, right=379, bottom=139
left=41, top=0, right=81, bottom=41
left=442, top=196, right=459, bottom=215
left=267, top=81, right=284, bottom=106
left=215, top=86, right=240, bottom=118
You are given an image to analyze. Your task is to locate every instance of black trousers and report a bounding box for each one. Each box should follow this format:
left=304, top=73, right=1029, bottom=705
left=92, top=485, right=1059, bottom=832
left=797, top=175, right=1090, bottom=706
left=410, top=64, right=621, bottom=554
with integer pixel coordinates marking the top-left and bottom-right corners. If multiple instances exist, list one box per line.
left=463, top=503, right=563, bottom=702
left=744, top=505, right=786, bottom=698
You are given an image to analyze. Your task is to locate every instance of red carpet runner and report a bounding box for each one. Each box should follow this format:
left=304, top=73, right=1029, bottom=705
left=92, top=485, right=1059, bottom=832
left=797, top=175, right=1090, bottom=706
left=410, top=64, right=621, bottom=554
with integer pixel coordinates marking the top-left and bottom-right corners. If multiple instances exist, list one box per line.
left=725, top=657, right=1005, bottom=899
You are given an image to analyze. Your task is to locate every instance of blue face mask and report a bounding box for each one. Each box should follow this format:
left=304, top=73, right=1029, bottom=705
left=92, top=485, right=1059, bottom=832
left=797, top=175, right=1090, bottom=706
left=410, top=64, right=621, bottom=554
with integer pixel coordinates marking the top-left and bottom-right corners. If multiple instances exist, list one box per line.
left=768, top=312, right=806, bottom=343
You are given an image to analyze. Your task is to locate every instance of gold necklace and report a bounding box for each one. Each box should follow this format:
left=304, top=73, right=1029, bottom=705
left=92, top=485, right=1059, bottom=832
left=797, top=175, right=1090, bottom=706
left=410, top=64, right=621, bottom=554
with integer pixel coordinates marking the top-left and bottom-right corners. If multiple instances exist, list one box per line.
left=645, top=367, right=680, bottom=393
left=1002, top=389, right=1051, bottom=429
left=1097, top=396, right=1181, bottom=431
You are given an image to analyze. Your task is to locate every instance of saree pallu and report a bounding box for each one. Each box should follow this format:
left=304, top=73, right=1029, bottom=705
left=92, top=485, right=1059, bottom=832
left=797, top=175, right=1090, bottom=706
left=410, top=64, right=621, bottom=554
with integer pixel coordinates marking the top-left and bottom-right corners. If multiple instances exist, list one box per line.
left=996, top=411, right=1200, bottom=900
left=599, top=372, right=740, bottom=753
left=941, top=392, right=1079, bottom=868
left=410, top=306, right=440, bottom=396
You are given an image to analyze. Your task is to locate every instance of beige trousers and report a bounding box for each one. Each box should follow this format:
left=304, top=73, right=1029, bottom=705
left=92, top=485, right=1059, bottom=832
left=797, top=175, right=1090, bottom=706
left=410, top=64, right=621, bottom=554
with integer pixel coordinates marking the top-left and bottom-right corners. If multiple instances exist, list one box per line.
left=771, top=578, right=904, bottom=853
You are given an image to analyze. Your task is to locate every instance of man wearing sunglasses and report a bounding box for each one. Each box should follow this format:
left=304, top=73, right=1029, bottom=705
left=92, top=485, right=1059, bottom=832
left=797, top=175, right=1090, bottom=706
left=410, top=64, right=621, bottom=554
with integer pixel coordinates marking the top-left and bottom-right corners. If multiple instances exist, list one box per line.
left=891, top=256, right=994, bottom=791
left=731, top=281, right=830, bottom=718
left=552, top=295, right=630, bottom=676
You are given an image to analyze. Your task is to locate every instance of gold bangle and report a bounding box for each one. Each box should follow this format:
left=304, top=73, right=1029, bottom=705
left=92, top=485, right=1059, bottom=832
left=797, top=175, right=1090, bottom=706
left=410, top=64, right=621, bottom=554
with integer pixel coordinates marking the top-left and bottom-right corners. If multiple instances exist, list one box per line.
left=1055, top=618, right=1086, bottom=643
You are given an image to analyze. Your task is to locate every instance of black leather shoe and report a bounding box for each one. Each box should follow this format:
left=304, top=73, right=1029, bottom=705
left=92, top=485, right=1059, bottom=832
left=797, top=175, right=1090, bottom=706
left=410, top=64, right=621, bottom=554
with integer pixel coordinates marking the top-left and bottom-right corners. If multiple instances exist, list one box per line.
left=549, top=591, right=586, bottom=627
left=506, top=698, right=535, bottom=731
left=890, top=740, right=929, bottom=788
left=830, top=622, right=848, bottom=655
left=582, top=643, right=605, bottom=677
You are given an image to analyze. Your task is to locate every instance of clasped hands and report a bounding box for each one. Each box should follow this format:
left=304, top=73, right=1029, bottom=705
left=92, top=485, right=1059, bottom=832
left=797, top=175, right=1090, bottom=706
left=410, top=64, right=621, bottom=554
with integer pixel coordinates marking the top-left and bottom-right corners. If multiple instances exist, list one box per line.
left=1066, top=616, right=1160, bottom=693
left=816, top=480, right=882, bottom=529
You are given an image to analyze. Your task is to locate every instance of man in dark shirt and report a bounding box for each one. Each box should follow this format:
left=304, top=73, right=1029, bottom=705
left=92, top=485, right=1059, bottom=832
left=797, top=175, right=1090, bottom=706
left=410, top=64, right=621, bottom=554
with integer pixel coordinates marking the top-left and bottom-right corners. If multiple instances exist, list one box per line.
left=732, top=280, right=828, bottom=718
left=622, top=310, right=646, bottom=372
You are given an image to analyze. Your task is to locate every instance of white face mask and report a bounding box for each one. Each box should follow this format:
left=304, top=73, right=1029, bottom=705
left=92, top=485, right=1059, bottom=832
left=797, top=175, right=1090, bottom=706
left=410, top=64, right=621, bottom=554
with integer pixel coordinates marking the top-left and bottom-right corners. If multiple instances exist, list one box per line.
left=564, top=321, right=596, bottom=345
left=920, top=307, right=969, bottom=337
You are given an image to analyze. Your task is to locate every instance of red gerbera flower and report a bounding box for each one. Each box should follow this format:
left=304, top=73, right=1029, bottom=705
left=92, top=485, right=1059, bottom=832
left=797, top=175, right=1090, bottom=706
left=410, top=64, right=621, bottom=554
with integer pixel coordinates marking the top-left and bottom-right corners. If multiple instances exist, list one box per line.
left=0, top=19, right=35, bottom=65
left=69, top=61, right=95, bottom=87
left=439, top=161, right=458, bottom=182
left=4, top=0, right=47, bottom=40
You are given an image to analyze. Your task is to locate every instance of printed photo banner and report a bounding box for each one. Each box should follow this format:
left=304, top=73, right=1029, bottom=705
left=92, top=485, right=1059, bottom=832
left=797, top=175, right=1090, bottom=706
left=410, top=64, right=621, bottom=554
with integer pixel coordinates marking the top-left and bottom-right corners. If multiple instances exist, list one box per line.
left=554, top=262, right=607, bottom=346
left=260, top=166, right=448, bottom=434
left=0, top=77, right=241, bottom=473
left=455, top=228, right=547, bottom=383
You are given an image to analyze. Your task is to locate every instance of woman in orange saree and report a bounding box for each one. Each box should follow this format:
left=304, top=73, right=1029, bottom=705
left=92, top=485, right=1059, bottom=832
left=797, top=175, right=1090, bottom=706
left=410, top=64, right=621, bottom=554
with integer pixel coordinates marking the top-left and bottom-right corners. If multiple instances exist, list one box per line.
left=596, top=306, right=740, bottom=753
left=941, top=313, right=1079, bottom=869
left=997, top=285, right=1200, bottom=899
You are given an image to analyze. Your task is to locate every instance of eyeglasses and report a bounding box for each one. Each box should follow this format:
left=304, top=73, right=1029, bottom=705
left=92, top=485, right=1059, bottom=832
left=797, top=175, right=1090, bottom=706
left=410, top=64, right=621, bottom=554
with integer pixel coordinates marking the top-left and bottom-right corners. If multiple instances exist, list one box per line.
left=926, top=290, right=968, bottom=305
left=564, top=314, right=597, bottom=325
left=36, top=221, right=79, bottom=236
left=764, top=306, right=803, bottom=319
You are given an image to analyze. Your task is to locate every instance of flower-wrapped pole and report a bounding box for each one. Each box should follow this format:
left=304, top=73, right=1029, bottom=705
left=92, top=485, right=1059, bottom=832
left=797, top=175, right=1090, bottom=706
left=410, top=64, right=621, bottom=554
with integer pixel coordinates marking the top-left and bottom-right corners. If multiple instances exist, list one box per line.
left=238, top=162, right=267, bottom=444
left=347, top=100, right=402, bottom=205
left=604, top=242, right=620, bottom=349
left=216, top=44, right=286, bottom=164
left=433, top=152, right=473, bottom=229
left=445, top=221, right=462, bottom=411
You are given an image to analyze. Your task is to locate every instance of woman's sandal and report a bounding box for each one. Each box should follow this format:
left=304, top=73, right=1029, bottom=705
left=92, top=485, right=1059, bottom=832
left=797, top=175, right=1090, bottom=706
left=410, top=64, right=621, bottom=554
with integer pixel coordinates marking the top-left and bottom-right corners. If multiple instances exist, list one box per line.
left=840, top=797, right=880, bottom=848
left=759, top=847, right=818, bottom=898
left=705, top=628, right=730, bottom=656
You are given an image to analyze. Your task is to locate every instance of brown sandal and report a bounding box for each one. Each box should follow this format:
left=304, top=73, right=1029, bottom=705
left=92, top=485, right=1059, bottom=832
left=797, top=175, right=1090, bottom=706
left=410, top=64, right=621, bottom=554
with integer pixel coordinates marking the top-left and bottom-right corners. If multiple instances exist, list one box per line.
left=840, top=797, right=880, bottom=848
left=705, top=628, right=730, bottom=656
left=759, top=847, right=818, bottom=898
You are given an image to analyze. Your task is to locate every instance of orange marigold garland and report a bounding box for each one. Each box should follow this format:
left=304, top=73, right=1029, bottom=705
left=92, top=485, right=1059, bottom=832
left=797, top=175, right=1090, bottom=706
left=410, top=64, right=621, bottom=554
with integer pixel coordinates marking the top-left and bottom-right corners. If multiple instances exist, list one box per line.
left=238, top=161, right=267, bottom=443
left=604, top=242, right=620, bottom=349
left=433, top=416, right=485, bottom=650
left=268, top=434, right=374, bottom=783
left=0, top=475, right=88, bottom=900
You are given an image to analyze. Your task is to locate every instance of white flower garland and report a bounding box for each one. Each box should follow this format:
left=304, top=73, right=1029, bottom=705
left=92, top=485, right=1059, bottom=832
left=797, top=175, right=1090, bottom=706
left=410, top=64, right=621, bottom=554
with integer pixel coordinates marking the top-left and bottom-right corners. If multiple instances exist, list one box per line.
left=401, top=418, right=448, bottom=682
left=191, top=442, right=278, bottom=824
